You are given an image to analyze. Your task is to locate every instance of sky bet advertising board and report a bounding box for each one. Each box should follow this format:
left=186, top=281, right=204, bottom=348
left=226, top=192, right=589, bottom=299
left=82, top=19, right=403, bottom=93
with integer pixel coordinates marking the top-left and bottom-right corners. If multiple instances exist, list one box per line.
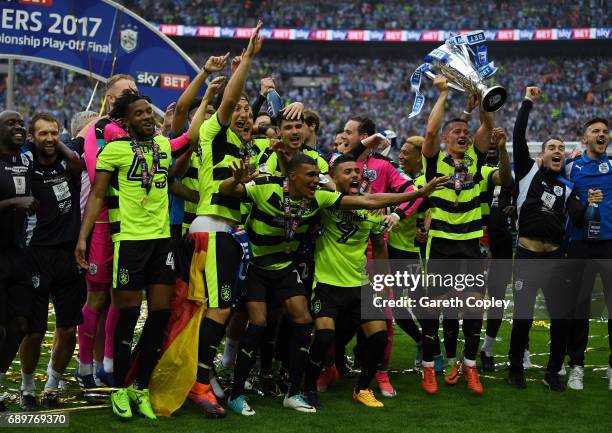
left=0, top=0, right=200, bottom=111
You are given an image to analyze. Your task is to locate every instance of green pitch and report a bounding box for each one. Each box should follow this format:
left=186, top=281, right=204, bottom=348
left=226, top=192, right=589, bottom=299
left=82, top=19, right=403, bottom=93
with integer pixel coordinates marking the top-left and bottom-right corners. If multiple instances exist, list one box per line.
left=1, top=318, right=611, bottom=433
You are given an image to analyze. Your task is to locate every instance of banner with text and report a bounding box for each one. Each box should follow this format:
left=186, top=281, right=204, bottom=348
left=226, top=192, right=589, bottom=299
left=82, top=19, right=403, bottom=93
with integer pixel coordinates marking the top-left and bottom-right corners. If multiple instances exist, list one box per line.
left=0, top=0, right=200, bottom=111
left=157, top=24, right=611, bottom=43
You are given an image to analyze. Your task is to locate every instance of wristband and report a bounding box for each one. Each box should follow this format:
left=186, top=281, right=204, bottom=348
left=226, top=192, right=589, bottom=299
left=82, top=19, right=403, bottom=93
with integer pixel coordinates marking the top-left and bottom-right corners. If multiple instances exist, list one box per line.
left=463, top=110, right=473, bottom=116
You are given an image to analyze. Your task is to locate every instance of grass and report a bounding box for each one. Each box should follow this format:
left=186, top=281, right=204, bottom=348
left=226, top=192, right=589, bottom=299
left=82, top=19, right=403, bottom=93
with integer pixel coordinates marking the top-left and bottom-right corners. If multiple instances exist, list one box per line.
left=1, top=315, right=612, bottom=433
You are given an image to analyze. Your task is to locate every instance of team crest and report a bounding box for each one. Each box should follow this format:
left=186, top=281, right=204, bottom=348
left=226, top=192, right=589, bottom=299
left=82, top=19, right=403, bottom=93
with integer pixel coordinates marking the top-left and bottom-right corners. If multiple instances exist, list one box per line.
left=32, top=273, right=40, bottom=289
left=312, top=300, right=321, bottom=314
left=88, top=263, right=98, bottom=276
left=120, top=25, right=138, bottom=53
left=553, top=185, right=564, bottom=197
left=221, top=285, right=232, bottom=302
left=463, top=155, right=474, bottom=167
left=363, top=168, right=377, bottom=181
left=599, top=162, right=609, bottom=174
left=119, top=268, right=130, bottom=286
left=514, top=279, right=523, bottom=291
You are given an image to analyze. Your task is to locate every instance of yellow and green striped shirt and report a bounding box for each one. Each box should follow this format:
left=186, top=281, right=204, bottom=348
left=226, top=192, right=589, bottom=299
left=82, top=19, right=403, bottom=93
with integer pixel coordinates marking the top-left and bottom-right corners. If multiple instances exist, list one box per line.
left=423, top=146, right=485, bottom=240
left=244, top=176, right=341, bottom=270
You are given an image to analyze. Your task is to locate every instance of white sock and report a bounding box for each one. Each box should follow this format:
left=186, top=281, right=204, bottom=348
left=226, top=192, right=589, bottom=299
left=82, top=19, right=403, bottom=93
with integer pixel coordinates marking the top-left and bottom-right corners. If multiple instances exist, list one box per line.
left=422, top=361, right=434, bottom=368
left=80, top=363, right=93, bottom=375
left=103, top=357, right=113, bottom=373
left=21, top=372, right=36, bottom=394
left=463, top=358, right=476, bottom=367
left=221, top=338, right=239, bottom=369
left=481, top=335, right=495, bottom=356
left=447, top=357, right=456, bottom=366
left=93, top=359, right=102, bottom=373
left=45, top=368, right=62, bottom=390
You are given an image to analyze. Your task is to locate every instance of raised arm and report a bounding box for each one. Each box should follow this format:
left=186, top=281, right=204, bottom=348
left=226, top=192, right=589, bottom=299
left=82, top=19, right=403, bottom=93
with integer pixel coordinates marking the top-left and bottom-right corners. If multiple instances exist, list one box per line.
left=171, top=53, right=229, bottom=137
left=513, top=86, right=540, bottom=179
left=473, top=101, right=494, bottom=155
left=422, top=75, right=449, bottom=158
left=188, top=76, right=226, bottom=148
left=346, top=133, right=390, bottom=160
left=252, top=77, right=276, bottom=118
left=339, top=176, right=449, bottom=210
left=217, top=22, right=264, bottom=126
left=491, top=127, right=513, bottom=186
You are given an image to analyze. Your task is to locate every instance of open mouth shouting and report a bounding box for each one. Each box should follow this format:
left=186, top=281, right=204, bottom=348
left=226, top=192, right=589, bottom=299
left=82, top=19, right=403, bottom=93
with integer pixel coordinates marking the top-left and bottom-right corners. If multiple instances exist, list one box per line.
left=349, top=178, right=360, bottom=194
left=596, top=136, right=607, bottom=149
left=550, top=154, right=563, bottom=169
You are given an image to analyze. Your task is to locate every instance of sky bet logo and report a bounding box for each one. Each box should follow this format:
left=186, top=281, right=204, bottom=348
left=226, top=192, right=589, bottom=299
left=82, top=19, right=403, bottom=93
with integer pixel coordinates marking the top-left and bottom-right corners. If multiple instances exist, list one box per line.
left=136, top=72, right=190, bottom=90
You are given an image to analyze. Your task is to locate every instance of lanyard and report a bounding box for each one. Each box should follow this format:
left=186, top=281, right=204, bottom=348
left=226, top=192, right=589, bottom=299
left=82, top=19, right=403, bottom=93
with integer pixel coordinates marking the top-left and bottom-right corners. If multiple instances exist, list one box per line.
left=360, top=155, right=373, bottom=194
left=283, top=178, right=308, bottom=241
left=131, top=138, right=160, bottom=193
left=241, top=140, right=252, bottom=174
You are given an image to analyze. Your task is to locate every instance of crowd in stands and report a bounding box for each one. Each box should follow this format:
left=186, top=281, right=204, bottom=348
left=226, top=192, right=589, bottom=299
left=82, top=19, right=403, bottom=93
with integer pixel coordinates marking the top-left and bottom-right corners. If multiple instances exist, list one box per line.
left=3, top=54, right=608, bottom=153
left=117, top=0, right=610, bottom=29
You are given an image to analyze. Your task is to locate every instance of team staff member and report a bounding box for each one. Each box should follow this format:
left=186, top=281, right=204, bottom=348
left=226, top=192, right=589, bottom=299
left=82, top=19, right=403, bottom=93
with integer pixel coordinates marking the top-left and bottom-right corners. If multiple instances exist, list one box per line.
left=0, top=111, right=38, bottom=413
left=507, top=86, right=587, bottom=392
left=419, top=75, right=493, bottom=395
left=564, top=117, right=612, bottom=390
left=17, top=113, right=85, bottom=410
left=76, top=91, right=181, bottom=420
left=221, top=153, right=446, bottom=415
left=475, top=121, right=516, bottom=371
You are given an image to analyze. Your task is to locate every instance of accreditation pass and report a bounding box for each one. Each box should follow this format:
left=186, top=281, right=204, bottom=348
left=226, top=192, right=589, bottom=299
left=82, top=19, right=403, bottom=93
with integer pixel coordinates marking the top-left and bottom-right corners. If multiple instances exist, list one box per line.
left=0, top=412, right=69, bottom=427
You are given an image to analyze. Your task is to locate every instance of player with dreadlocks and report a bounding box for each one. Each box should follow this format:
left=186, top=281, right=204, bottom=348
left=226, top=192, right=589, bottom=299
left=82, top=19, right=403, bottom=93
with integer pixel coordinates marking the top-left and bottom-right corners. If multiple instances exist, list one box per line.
left=76, top=90, right=189, bottom=420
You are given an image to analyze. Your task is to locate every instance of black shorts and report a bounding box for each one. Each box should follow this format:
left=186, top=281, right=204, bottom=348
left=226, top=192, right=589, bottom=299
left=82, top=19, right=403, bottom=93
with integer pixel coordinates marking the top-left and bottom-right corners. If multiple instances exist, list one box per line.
left=294, top=254, right=314, bottom=302
left=312, top=283, right=382, bottom=325
left=0, top=249, right=34, bottom=324
left=27, top=247, right=86, bottom=333
left=113, top=238, right=176, bottom=290
left=246, top=264, right=305, bottom=307
left=201, top=232, right=243, bottom=309
left=426, top=237, right=486, bottom=298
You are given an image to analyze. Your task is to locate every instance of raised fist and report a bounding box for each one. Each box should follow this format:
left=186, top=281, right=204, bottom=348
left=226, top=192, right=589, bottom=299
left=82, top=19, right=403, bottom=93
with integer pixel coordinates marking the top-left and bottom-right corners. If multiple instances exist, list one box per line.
left=525, top=86, right=542, bottom=101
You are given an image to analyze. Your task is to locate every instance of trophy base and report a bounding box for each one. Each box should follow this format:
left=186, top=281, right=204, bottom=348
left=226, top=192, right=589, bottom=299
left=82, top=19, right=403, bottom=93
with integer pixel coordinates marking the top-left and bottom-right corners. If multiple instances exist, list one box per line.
left=482, top=86, right=507, bottom=112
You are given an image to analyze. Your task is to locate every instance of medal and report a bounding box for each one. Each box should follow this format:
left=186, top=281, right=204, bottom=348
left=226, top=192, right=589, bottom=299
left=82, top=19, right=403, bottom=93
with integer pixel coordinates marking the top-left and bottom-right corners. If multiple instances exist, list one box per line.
left=283, top=178, right=307, bottom=241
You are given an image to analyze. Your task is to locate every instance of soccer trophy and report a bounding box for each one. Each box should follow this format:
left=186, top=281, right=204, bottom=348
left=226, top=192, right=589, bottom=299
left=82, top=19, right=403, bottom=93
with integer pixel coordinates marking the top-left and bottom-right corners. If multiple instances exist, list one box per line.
left=408, top=30, right=506, bottom=117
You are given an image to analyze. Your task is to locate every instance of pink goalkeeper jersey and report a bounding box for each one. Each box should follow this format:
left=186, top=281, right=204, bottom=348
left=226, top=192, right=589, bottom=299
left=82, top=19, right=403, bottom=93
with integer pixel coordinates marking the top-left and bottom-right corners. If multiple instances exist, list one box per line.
left=357, top=153, right=422, bottom=217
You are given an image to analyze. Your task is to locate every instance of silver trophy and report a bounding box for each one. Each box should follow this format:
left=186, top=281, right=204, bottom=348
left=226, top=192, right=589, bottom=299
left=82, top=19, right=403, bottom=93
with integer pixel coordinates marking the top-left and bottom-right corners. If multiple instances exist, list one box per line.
left=408, top=31, right=506, bottom=116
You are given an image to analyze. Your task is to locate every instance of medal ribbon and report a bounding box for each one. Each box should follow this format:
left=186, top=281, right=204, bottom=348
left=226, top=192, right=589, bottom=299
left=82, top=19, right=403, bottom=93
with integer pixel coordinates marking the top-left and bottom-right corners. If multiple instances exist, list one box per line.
left=283, top=178, right=307, bottom=241
left=131, top=138, right=160, bottom=193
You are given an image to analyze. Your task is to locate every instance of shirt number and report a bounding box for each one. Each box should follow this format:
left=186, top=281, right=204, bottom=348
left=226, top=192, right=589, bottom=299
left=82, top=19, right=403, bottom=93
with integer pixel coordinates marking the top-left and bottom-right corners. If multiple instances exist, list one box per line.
left=336, top=220, right=358, bottom=243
